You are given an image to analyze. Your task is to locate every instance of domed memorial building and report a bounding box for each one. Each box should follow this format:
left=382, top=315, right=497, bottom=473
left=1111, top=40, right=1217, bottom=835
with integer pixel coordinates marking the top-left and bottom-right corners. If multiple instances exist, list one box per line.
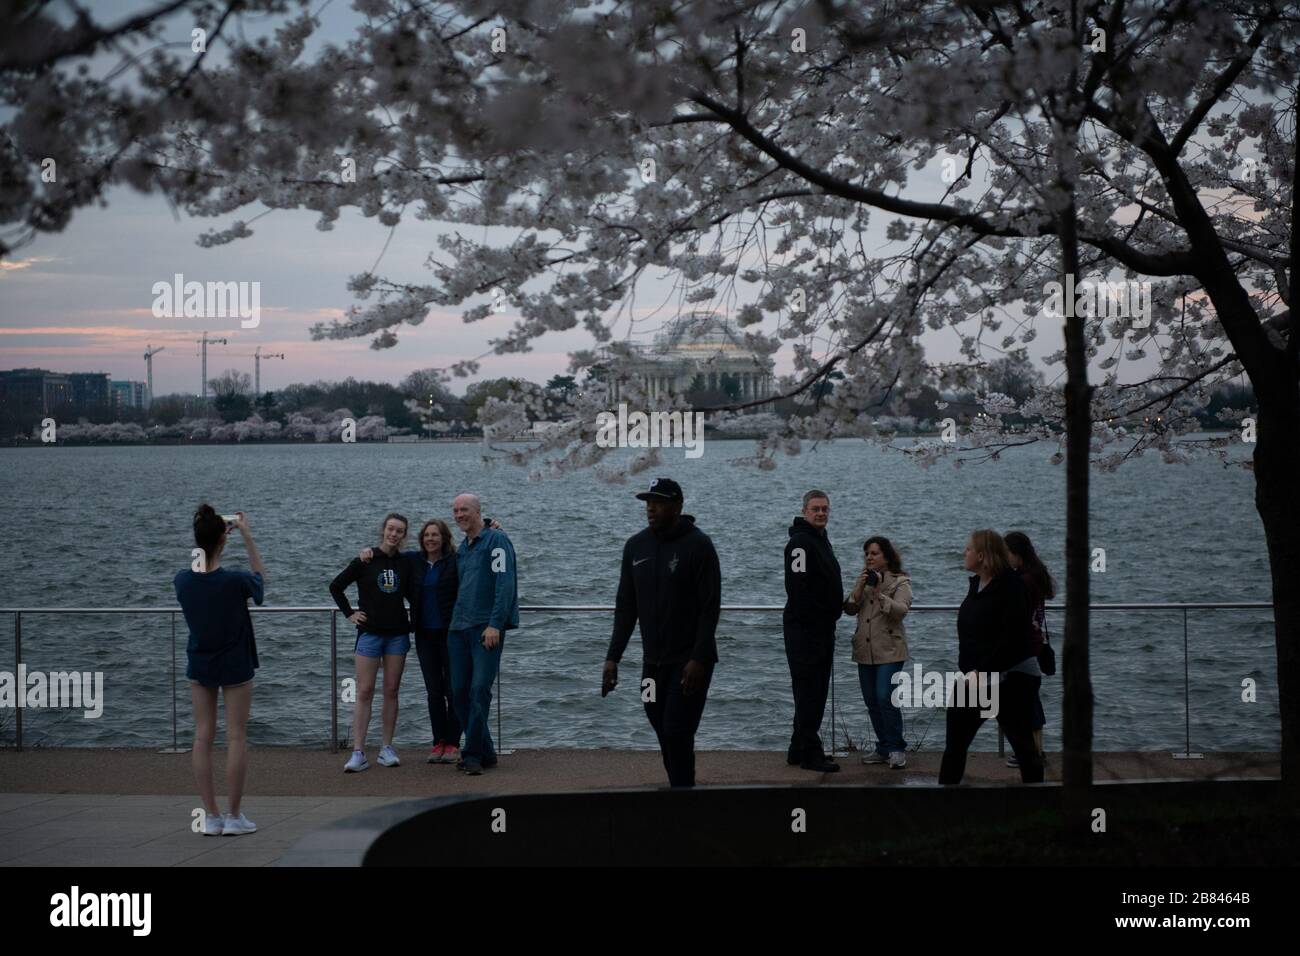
left=608, top=312, right=775, bottom=409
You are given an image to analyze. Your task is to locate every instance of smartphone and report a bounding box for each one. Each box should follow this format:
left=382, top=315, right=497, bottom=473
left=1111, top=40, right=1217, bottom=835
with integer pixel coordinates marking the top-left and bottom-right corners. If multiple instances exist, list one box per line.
left=221, top=514, right=238, bottom=530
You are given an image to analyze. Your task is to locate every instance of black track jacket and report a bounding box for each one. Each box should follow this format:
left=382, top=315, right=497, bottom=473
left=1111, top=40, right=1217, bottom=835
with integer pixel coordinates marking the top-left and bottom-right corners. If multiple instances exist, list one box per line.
left=607, top=515, right=721, bottom=674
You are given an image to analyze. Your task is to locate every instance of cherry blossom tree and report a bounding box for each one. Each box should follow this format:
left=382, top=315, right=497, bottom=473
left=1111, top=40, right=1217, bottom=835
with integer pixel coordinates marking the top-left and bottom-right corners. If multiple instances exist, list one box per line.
left=4, top=0, right=1298, bottom=794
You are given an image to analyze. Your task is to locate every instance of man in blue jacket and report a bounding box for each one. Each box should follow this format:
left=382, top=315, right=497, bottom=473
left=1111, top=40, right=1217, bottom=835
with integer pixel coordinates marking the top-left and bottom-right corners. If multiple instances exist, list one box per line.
left=449, top=492, right=520, bottom=775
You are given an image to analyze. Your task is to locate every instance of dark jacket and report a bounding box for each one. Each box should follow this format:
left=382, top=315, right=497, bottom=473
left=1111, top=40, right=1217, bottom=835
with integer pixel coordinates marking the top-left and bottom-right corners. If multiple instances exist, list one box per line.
left=782, top=516, right=843, bottom=629
left=406, top=548, right=459, bottom=633
left=1019, top=567, right=1047, bottom=655
left=607, top=514, right=721, bottom=673
left=956, top=569, right=1033, bottom=673
left=329, top=549, right=412, bottom=637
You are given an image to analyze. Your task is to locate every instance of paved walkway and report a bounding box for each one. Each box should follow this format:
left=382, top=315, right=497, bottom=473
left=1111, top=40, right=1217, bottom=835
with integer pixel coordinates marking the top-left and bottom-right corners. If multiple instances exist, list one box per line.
left=0, top=749, right=1278, bottom=866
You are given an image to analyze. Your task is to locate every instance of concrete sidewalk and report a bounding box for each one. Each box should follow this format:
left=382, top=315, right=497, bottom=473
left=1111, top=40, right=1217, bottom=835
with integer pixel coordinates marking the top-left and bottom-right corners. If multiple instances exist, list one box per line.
left=0, top=748, right=1279, bottom=866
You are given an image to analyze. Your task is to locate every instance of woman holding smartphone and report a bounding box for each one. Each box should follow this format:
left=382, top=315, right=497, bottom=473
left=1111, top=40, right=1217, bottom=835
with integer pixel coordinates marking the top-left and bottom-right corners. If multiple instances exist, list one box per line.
left=843, top=536, right=913, bottom=768
left=173, top=505, right=265, bottom=836
left=330, top=513, right=413, bottom=773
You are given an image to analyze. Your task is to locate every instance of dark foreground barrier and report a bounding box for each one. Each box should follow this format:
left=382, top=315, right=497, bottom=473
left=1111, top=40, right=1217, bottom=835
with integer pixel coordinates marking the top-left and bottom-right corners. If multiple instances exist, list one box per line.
left=278, top=778, right=1284, bottom=866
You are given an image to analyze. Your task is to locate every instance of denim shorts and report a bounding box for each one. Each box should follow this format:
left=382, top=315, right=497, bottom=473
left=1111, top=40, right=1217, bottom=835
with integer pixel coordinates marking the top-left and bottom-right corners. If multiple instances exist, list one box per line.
left=355, top=631, right=411, bottom=658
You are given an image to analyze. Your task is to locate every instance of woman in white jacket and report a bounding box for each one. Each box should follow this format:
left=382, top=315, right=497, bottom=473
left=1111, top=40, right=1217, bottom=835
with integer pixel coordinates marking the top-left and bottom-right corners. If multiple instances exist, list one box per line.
left=843, top=537, right=913, bottom=768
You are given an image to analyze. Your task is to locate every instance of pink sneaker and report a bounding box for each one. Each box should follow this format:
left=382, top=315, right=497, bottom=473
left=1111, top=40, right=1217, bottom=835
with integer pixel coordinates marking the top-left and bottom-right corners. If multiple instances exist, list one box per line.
left=427, top=742, right=445, bottom=764
left=440, top=744, right=459, bottom=765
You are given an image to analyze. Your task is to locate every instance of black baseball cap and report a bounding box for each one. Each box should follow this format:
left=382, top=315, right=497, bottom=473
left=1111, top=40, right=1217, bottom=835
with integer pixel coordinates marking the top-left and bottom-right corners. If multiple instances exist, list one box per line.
left=635, top=477, right=684, bottom=502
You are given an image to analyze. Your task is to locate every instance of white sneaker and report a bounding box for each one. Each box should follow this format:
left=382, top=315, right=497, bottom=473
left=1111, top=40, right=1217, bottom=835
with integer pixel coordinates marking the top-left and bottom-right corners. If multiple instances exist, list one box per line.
left=377, top=745, right=400, bottom=767
left=861, top=751, right=887, bottom=765
left=344, top=750, right=369, bottom=773
left=221, top=813, right=257, bottom=835
left=887, top=751, right=907, bottom=769
left=202, top=812, right=225, bottom=836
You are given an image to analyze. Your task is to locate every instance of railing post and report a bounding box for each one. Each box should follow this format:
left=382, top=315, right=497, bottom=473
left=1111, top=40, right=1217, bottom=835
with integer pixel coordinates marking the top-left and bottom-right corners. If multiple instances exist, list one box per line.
left=330, top=611, right=338, bottom=753
left=14, top=612, right=21, bottom=752
left=496, top=655, right=513, bottom=755
left=828, top=647, right=836, bottom=760
left=158, top=611, right=187, bottom=753
left=1172, top=606, right=1203, bottom=759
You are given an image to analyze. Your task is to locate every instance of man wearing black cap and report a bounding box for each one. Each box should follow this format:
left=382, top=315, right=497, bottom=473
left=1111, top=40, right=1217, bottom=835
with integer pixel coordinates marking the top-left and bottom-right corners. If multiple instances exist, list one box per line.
left=783, top=489, right=844, bottom=773
left=602, top=478, right=721, bottom=788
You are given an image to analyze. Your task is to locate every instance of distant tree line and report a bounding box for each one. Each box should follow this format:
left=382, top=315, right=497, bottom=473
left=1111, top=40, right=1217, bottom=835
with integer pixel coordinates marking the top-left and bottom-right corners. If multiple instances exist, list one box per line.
left=3, top=361, right=1257, bottom=441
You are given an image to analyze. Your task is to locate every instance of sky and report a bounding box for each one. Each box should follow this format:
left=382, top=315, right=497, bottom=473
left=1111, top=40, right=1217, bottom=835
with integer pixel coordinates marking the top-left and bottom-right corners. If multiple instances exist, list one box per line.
left=0, top=0, right=1236, bottom=400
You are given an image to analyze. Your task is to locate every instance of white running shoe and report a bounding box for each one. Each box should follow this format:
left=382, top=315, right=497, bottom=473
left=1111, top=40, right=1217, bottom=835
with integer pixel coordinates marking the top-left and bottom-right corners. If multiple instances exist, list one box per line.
left=344, top=750, right=369, bottom=773
left=221, top=813, right=257, bottom=836
left=887, top=751, right=907, bottom=769
left=377, top=745, right=400, bottom=767
left=861, top=751, right=887, bottom=765
left=202, top=812, right=226, bottom=836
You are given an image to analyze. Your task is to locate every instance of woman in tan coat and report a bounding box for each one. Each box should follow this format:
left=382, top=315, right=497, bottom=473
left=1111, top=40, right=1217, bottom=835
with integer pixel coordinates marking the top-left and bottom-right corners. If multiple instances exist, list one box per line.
left=843, top=536, right=913, bottom=768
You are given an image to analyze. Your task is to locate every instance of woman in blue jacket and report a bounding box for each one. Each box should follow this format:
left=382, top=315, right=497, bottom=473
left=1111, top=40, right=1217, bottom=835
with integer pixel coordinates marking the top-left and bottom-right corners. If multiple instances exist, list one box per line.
left=408, top=519, right=462, bottom=764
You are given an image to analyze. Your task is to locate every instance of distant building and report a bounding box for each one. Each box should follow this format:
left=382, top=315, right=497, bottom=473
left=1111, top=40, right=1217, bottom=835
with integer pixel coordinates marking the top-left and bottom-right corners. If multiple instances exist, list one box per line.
left=608, top=312, right=774, bottom=408
left=69, top=372, right=112, bottom=411
left=111, top=380, right=148, bottom=411
left=0, top=368, right=72, bottom=418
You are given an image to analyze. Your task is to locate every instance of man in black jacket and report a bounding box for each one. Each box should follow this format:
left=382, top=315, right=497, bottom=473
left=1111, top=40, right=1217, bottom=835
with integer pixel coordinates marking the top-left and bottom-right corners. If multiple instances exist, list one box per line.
left=783, top=490, right=844, bottom=772
left=603, top=478, right=721, bottom=788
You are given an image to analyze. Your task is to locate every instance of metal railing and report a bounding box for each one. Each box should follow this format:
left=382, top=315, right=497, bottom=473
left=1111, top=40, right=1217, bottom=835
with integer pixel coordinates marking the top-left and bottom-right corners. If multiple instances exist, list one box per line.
left=2, top=602, right=1275, bottom=755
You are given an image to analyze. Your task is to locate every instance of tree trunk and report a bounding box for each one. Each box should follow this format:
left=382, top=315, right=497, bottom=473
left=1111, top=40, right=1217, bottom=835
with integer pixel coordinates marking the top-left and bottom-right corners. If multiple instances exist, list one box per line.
left=1254, top=386, right=1300, bottom=790
left=1058, top=141, right=1094, bottom=822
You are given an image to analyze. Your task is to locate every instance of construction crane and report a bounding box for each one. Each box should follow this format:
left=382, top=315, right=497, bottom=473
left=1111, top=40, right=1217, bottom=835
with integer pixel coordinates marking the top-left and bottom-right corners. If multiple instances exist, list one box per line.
left=143, top=345, right=164, bottom=409
left=230, top=346, right=286, bottom=397
left=196, top=333, right=229, bottom=407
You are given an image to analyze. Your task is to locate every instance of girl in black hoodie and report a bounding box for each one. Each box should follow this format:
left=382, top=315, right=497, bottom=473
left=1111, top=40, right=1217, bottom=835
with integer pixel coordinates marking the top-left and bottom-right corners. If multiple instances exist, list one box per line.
left=938, top=529, right=1044, bottom=784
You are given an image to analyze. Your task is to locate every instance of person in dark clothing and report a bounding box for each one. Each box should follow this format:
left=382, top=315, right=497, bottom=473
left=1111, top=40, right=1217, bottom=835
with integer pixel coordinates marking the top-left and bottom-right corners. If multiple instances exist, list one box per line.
left=330, top=512, right=413, bottom=773
left=782, top=489, right=844, bottom=772
left=1005, top=530, right=1055, bottom=767
left=603, top=477, right=721, bottom=788
left=174, top=505, right=265, bottom=836
left=408, top=519, right=462, bottom=764
left=938, top=529, right=1045, bottom=785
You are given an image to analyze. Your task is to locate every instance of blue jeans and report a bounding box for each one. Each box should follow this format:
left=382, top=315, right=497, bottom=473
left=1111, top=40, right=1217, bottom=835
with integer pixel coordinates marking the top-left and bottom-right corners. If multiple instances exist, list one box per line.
left=858, top=661, right=907, bottom=755
left=447, top=627, right=503, bottom=765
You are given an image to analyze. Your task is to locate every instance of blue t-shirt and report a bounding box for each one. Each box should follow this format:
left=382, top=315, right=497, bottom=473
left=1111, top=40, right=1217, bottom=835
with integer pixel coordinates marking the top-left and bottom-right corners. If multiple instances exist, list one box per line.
left=420, top=559, right=445, bottom=630
left=173, top=567, right=264, bottom=687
